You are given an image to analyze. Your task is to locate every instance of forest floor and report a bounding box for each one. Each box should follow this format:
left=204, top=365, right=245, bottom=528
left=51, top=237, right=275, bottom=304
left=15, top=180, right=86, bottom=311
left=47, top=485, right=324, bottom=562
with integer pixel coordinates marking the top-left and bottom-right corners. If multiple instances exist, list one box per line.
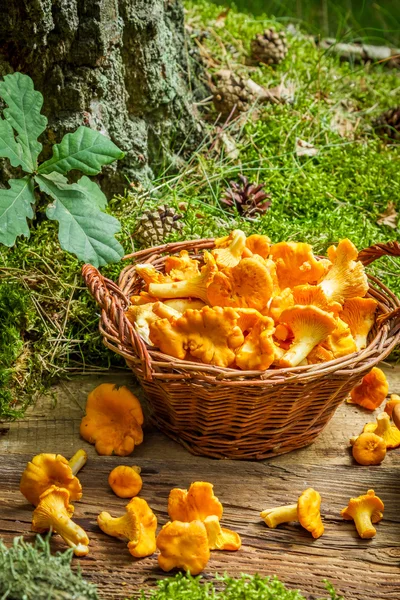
left=0, top=0, right=399, bottom=418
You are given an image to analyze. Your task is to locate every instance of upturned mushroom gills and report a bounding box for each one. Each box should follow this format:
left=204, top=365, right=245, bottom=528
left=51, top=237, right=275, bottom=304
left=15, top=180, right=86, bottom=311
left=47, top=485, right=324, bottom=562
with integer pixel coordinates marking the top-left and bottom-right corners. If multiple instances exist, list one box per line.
left=212, top=229, right=247, bottom=268
left=98, top=497, right=157, bottom=558
left=68, top=449, right=88, bottom=476
left=20, top=452, right=84, bottom=506
left=341, top=489, right=384, bottom=539
left=203, top=515, right=241, bottom=551
left=318, top=238, right=368, bottom=304
left=32, top=486, right=89, bottom=556
left=363, top=412, right=400, bottom=449
left=260, top=488, right=324, bottom=539
left=277, top=306, right=337, bottom=367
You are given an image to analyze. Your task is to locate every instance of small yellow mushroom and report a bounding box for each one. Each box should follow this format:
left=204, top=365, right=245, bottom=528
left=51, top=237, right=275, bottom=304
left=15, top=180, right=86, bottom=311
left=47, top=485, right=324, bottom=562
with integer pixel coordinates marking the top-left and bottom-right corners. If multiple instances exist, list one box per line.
left=341, top=489, right=384, bottom=539
left=203, top=515, right=241, bottom=551
left=363, top=412, right=400, bottom=449
left=260, top=488, right=324, bottom=539
left=108, top=465, right=143, bottom=498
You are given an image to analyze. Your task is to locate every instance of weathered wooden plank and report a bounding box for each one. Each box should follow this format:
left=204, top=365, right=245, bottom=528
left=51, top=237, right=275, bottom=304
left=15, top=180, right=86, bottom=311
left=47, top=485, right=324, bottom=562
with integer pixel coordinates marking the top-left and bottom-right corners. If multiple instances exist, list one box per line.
left=1, top=455, right=400, bottom=600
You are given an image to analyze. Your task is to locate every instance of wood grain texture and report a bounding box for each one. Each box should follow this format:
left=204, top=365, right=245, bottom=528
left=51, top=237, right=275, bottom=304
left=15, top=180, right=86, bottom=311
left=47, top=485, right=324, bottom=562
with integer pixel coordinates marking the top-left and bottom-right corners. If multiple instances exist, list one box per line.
left=0, top=364, right=400, bottom=600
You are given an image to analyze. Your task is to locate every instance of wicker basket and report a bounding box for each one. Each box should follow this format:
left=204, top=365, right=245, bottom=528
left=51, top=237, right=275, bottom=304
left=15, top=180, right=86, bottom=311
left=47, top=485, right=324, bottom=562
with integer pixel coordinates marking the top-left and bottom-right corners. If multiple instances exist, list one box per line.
left=82, top=239, right=400, bottom=460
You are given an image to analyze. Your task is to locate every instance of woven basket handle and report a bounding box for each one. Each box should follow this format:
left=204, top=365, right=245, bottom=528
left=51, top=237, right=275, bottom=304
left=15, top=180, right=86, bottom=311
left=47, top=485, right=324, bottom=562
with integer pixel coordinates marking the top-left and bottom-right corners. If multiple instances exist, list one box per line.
left=358, top=240, right=400, bottom=327
left=82, top=264, right=154, bottom=381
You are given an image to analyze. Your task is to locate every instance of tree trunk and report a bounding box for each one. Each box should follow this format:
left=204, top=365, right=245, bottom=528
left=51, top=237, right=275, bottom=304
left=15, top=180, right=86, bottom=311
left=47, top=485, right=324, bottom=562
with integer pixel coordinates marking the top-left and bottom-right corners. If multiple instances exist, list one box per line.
left=0, top=0, right=206, bottom=194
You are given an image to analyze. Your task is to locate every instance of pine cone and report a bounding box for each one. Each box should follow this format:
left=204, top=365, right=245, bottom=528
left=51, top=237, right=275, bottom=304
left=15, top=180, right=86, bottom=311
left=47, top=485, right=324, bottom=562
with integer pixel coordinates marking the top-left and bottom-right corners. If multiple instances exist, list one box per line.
left=251, top=28, right=288, bottom=65
left=374, top=106, right=400, bottom=142
left=222, top=175, right=271, bottom=217
left=212, top=70, right=258, bottom=118
left=134, top=205, right=183, bottom=247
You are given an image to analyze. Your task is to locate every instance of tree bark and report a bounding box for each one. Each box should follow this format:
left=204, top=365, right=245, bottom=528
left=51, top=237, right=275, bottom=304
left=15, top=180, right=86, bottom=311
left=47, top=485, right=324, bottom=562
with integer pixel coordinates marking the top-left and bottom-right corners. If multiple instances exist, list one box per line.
left=0, top=0, right=206, bottom=193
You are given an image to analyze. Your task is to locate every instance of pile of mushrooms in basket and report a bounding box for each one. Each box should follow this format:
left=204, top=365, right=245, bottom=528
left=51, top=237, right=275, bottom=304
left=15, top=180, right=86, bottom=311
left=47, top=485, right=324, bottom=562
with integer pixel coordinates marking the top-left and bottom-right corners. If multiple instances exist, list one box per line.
left=126, top=229, right=376, bottom=370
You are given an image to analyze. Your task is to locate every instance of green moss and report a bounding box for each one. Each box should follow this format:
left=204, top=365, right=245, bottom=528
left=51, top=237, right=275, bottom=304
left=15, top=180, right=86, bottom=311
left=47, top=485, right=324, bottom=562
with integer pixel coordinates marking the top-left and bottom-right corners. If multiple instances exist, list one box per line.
left=138, top=572, right=343, bottom=599
left=0, top=535, right=99, bottom=600
left=0, top=0, right=399, bottom=417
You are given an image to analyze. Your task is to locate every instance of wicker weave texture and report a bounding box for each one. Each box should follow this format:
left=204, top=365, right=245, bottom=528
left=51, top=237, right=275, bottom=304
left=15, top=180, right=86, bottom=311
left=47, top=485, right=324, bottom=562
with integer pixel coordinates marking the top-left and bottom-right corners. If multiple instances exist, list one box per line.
left=83, top=239, right=400, bottom=460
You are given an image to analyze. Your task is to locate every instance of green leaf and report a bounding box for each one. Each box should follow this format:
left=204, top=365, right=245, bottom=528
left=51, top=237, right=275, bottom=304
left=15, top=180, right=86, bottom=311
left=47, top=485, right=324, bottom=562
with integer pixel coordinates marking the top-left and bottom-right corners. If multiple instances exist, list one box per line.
left=38, top=126, right=124, bottom=176
left=71, top=175, right=108, bottom=209
left=35, top=174, right=124, bottom=267
left=0, top=118, right=31, bottom=172
left=0, top=72, right=47, bottom=172
left=0, top=177, right=36, bottom=246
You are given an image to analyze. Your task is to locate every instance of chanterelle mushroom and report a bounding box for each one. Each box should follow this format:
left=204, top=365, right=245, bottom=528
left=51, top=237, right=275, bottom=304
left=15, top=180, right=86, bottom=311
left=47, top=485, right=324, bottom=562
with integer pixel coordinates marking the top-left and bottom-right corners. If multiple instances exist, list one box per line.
left=350, top=367, right=389, bottom=411
left=207, top=257, right=274, bottom=311
left=363, top=412, right=400, bottom=449
left=168, top=481, right=223, bottom=522
left=203, top=515, right=241, bottom=551
left=108, top=465, right=143, bottom=498
left=32, top=485, right=89, bottom=556
left=260, top=488, right=324, bottom=539
left=235, top=315, right=276, bottom=371
left=164, top=250, right=200, bottom=281
left=98, top=497, right=157, bottom=558
left=212, top=229, right=247, bottom=268
left=156, top=520, right=210, bottom=575
left=269, top=241, right=328, bottom=289
left=340, top=297, right=377, bottom=350
left=80, top=383, right=144, bottom=456
left=20, top=449, right=87, bottom=506
left=341, top=489, right=384, bottom=539
left=149, top=306, right=244, bottom=367
left=148, top=251, right=217, bottom=304
left=245, top=234, right=271, bottom=258
left=277, top=305, right=337, bottom=367
left=318, top=239, right=368, bottom=304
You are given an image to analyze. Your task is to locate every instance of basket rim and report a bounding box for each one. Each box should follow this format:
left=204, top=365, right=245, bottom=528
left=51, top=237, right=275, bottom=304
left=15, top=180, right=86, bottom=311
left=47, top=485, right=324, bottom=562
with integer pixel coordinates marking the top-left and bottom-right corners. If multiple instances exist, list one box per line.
left=83, top=237, right=400, bottom=385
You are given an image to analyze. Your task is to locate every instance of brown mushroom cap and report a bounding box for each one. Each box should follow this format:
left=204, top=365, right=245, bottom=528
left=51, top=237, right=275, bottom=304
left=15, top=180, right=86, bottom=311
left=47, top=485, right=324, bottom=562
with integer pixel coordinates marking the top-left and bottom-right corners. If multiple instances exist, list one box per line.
left=297, top=488, right=324, bottom=539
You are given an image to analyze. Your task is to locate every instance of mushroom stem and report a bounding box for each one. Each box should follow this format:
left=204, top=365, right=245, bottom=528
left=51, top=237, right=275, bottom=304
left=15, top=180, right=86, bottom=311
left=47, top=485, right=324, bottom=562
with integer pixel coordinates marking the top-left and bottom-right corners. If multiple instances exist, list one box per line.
left=68, top=449, right=88, bottom=475
left=55, top=517, right=90, bottom=555
left=353, top=511, right=376, bottom=539
left=260, top=504, right=298, bottom=528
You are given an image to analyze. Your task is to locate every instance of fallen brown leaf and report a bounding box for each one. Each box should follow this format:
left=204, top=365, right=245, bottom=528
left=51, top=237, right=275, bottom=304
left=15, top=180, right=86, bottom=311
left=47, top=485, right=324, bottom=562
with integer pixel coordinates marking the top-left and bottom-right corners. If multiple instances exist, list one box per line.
left=295, top=138, right=319, bottom=158
left=377, top=202, right=398, bottom=229
left=215, top=8, right=230, bottom=28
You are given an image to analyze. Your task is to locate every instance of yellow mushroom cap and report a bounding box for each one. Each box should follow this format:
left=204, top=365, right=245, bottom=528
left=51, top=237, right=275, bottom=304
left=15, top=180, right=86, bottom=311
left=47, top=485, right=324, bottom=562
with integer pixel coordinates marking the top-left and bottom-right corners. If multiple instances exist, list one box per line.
left=297, top=488, right=324, bottom=539
left=341, top=489, right=384, bottom=539
left=156, top=520, right=210, bottom=575
left=20, top=452, right=83, bottom=507
left=235, top=315, right=276, bottom=371
left=363, top=412, right=400, bottom=449
left=351, top=432, right=386, bottom=466
left=168, top=481, right=223, bottom=522
left=32, top=485, right=89, bottom=556
left=108, top=465, right=143, bottom=498
left=269, top=241, right=327, bottom=289
left=350, top=367, right=389, bottom=411
left=245, top=234, right=271, bottom=258
left=80, top=383, right=144, bottom=457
